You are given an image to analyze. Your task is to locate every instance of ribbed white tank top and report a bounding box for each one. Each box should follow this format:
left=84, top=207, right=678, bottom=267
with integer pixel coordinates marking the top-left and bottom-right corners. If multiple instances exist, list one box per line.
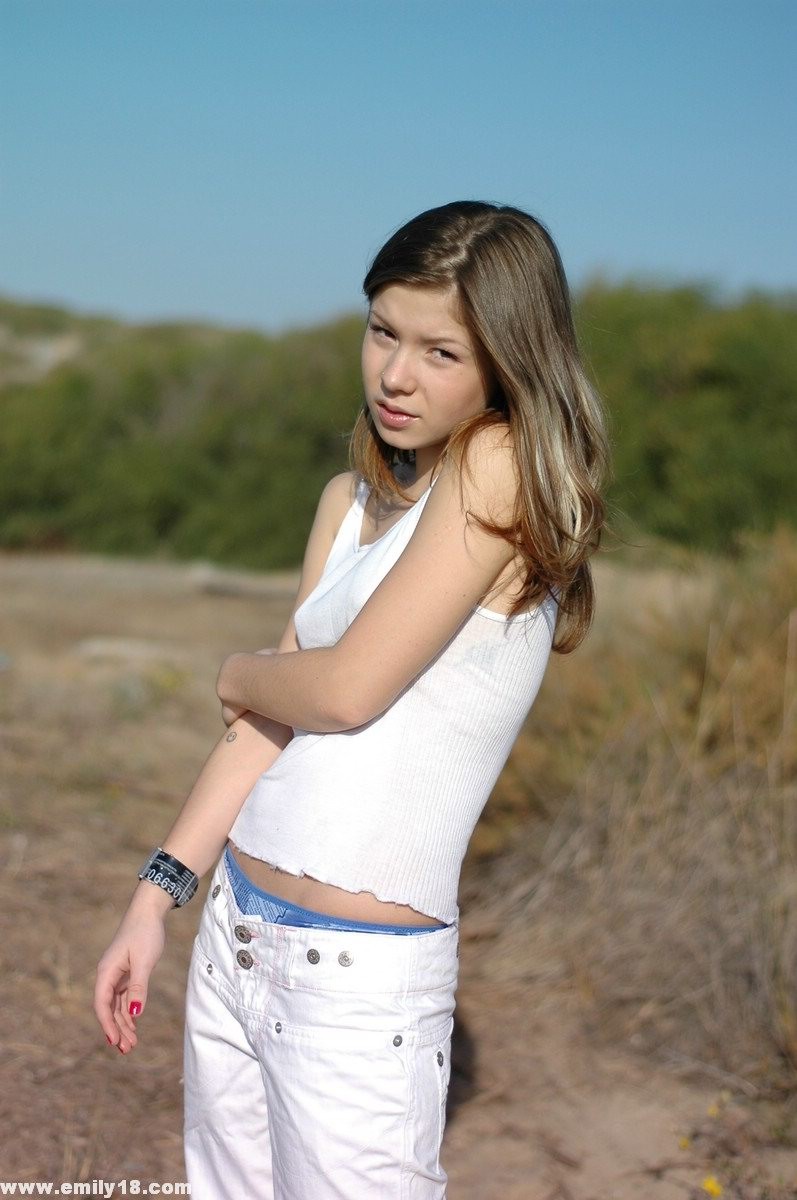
left=228, top=473, right=558, bottom=923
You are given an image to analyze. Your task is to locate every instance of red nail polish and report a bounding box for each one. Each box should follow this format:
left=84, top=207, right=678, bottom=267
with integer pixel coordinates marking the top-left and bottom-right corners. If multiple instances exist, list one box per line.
left=118, top=1044, right=126, bottom=1054
left=106, top=1035, right=114, bottom=1045
left=129, top=1001, right=142, bottom=1017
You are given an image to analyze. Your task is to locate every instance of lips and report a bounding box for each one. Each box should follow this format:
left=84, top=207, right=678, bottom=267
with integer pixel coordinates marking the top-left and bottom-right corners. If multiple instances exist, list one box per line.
left=377, top=401, right=415, bottom=417
left=374, top=401, right=418, bottom=431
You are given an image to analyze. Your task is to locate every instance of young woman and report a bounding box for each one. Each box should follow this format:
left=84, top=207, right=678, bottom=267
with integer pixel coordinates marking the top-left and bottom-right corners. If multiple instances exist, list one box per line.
left=94, top=200, right=609, bottom=1199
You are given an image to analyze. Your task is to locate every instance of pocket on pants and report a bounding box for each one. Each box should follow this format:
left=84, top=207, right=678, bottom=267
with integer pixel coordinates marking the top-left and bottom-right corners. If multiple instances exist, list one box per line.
left=255, top=1015, right=411, bottom=1179
left=404, top=1015, right=453, bottom=1182
left=250, top=1001, right=454, bottom=1189
left=189, top=937, right=230, bottom=1004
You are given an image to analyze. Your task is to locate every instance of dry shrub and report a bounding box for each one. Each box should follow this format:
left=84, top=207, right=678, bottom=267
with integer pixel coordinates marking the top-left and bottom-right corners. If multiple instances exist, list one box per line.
left=475, top=524, right=797, bottom=1090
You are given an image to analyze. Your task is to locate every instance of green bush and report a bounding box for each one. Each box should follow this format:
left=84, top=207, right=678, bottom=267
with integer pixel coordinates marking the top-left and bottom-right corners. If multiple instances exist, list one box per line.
left=0, top=285, right=794, bottom=566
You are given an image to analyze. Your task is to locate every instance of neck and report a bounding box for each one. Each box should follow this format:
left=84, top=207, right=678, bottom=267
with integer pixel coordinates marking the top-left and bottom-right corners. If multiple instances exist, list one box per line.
left=411, top=445, right=443, bottom=488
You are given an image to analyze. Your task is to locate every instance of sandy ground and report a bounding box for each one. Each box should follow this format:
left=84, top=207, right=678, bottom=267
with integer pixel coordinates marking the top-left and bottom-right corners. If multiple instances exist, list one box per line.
left=0, top=550, right=794, bottom=1197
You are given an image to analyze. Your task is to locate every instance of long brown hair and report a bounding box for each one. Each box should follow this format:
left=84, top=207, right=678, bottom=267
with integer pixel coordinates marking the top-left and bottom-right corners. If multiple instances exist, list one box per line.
left=348, top=201, right=612, bottom=653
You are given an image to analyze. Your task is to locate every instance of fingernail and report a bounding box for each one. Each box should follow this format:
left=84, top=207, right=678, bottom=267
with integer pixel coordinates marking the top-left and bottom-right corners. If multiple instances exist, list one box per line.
left=105, top=1035, right=114, bottom=1045
left=118, top=1044, right=127, bottom=1054
left=129, top=1001, right=142, bottom=1017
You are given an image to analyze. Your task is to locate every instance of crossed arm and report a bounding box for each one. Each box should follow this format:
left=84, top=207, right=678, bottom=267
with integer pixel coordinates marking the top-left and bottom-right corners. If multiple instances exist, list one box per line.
left=95, top=427, right=517, bottom=1052
left=217, top=425, right=519, bottom=732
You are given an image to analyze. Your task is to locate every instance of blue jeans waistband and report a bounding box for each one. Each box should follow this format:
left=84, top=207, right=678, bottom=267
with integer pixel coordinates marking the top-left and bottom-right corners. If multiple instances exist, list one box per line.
left=223, top=845, right=445, bottom=935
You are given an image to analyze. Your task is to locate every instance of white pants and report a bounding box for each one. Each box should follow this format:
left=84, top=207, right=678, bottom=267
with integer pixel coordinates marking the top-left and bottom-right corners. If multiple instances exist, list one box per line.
left=183, top=851, right=459, bottom=1199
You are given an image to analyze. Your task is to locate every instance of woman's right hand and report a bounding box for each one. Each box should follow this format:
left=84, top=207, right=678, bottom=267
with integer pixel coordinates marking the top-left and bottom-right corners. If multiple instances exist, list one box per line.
left=222, top=702, right=247, bottom=727
left=94, top=888, right=169, bottom=1054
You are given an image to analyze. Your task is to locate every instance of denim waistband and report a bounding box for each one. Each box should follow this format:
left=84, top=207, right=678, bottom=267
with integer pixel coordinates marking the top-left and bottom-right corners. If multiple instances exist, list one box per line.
left=223, top=845, right=445, bottom=935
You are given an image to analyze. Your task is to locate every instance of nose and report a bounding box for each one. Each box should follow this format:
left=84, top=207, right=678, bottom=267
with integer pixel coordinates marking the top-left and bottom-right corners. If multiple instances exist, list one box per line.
left=380, top=346, right=416, bottom=394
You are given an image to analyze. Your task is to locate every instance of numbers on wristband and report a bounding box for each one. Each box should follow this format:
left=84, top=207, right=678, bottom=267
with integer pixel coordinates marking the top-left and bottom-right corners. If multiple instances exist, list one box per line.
left=141, top=854, right=196, bottom=907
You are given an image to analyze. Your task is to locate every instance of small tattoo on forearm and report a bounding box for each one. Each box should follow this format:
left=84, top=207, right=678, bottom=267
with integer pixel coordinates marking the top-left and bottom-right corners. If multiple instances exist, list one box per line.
left=226, top=731, right=238, bottom=743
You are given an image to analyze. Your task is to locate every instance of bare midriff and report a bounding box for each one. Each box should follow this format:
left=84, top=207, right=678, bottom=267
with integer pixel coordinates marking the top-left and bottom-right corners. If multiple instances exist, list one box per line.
left=227, top=841, right=445, bottom=927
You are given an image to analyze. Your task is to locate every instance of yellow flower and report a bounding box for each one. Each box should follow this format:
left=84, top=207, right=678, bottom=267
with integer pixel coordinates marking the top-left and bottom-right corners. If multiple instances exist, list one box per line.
left=702, top=1177, right=723, bottom=1197
left=678, top=1135, right=691, bottom=1150
left=706, top=1102, right=720, bottom=1118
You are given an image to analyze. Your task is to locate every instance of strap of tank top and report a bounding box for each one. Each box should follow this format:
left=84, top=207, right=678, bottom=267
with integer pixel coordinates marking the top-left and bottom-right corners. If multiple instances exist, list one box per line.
left=355, top=476, right=371, bottom=508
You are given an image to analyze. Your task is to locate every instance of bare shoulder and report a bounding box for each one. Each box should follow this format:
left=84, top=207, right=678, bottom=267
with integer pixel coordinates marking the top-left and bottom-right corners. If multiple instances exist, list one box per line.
left=460, top=421, right=516, bottom=472
left=317, top=470, right=359, bottom=535
left=282, top=470, right=359, bottom=647
left=446, top=421, right=518, bottom=525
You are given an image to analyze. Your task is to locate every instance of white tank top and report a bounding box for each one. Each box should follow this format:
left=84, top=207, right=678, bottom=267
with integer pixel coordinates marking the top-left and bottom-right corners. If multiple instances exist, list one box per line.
left=228, top=473, right=558, bottom=923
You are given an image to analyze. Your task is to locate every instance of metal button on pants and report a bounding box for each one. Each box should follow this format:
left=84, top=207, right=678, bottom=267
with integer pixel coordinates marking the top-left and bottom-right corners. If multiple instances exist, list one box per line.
left=183, top=851, right=459, bottom=1200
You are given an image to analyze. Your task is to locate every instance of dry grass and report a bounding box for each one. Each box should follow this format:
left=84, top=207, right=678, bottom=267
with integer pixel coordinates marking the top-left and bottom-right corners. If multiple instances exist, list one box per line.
left=473, top=525, right=797, bottom=1101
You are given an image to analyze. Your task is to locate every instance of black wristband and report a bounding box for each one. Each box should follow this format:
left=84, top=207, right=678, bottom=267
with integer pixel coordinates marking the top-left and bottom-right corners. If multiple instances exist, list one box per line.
left=138, top=847, right=199, bottom=908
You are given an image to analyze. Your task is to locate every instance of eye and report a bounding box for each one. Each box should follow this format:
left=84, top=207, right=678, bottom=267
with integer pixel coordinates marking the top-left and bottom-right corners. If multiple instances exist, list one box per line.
left=368, top=322, right=393, bottom=339
left=431, top=346, right=457, bottom=362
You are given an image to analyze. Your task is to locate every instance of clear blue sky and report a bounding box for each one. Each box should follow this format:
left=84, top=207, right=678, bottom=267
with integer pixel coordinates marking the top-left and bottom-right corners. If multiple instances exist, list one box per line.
left=1, top=0, right=794, bottom=333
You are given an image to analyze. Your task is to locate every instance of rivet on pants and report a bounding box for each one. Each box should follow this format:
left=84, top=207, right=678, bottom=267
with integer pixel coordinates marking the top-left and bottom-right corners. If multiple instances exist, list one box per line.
left=234, top=924, right=252, bottom=944
left=338, top=951, right=353, bottom=967
left=275, top=1021, right=282, bottom=1033
left=393, top=1035, right=402, bottom=1047
left=307, top=948, right=320, bottom=964
left=437, top=1050, right=444, bottom=1066
left=206, top=963, right=213, bottom=974
left=236, top=949, right=253, bottom=969
left=211, top=884, right=221, bottom=899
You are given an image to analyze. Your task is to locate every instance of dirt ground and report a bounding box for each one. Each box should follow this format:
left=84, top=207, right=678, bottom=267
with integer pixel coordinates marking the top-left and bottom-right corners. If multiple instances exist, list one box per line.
left=1, top=550, right=794, bottom=1197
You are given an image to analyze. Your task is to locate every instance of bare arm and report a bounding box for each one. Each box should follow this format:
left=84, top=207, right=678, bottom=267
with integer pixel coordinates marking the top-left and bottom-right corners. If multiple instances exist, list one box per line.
left=141, top=709, right=294, bottom=911
left=93, top=676, right=296, bottom=1052
left=94, top=470, right=357, bottom=1053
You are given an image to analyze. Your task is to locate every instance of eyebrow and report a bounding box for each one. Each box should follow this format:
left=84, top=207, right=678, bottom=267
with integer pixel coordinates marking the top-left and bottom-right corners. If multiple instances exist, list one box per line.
left=369, top=307, right=471, bottom=352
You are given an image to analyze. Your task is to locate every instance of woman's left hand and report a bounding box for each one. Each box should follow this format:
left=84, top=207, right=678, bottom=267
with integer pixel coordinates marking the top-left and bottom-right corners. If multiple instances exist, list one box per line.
left=220, top=648, right=279, bottom=726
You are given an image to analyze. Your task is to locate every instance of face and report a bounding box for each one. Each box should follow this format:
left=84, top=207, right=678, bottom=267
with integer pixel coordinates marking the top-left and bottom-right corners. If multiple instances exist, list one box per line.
left=361, top=283, right=491, bottom=478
